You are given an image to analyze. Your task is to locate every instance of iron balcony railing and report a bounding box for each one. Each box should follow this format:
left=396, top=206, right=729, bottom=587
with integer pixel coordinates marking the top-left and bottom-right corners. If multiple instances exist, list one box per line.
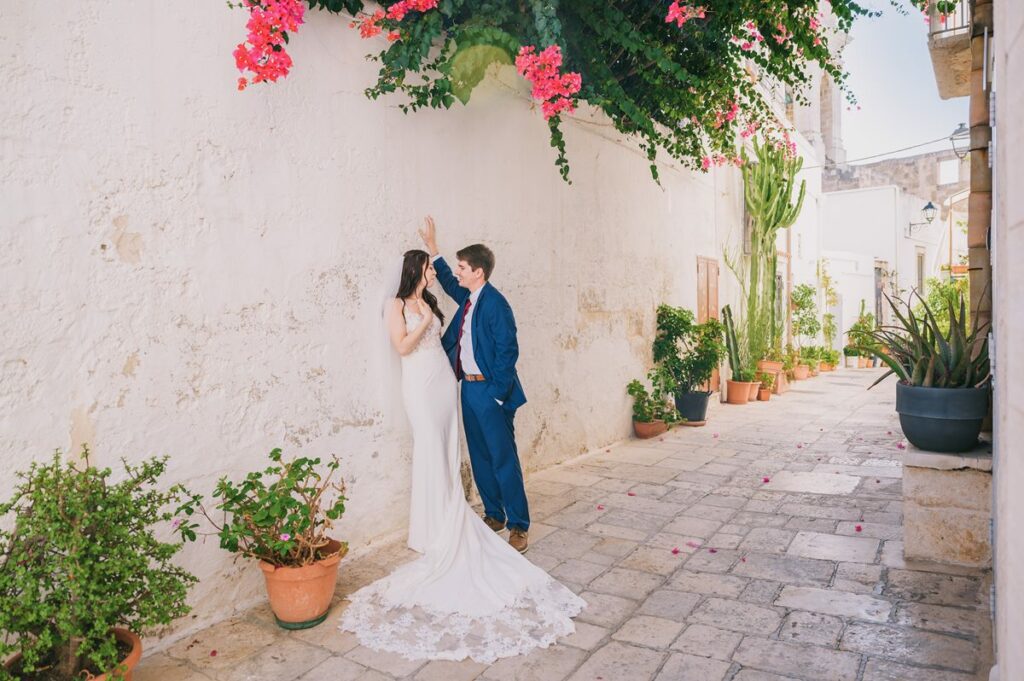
left=929, top=1, right=971, bottom=39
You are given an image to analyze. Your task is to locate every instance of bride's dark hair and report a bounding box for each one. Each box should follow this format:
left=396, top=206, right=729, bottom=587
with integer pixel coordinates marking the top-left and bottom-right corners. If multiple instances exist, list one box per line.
left=396, top=249, right=444, bottom=324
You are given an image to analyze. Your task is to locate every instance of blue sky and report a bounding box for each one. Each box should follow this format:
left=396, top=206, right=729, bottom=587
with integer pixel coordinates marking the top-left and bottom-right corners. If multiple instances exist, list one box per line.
left=839, top=2, right=968, bottom=164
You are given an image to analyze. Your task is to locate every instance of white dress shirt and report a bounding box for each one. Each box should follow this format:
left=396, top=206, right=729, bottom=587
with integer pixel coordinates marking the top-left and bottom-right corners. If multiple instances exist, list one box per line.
left=459, top=286, right=484, bottom=375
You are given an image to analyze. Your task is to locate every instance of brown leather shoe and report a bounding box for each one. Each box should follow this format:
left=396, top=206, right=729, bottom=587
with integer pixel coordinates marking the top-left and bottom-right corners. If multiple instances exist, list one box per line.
left=483, top=516, right=505, bottom=532
left=509, top=528, right=528, bottom=553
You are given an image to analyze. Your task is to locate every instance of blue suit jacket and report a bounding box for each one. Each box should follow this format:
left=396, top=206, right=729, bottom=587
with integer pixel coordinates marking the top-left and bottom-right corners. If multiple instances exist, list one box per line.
left=434, top=257, right=527, bottom=411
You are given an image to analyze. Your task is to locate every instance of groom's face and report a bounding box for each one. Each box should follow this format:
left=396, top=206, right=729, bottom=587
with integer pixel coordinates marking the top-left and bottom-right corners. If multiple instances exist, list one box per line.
left=455, top=260, right=485, bottom=290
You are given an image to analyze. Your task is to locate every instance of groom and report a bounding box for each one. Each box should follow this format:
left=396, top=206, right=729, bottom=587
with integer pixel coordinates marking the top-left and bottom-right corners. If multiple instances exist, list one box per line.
left=419, top=217, right=530, bottom=553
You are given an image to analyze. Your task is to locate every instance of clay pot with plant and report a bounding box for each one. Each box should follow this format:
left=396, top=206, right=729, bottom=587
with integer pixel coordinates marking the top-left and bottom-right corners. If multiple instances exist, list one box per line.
left=757, top=371, right=775, bottom=401
left=722, top=305, right=758, bottom=405
left=202, top=449, right=349, bottom=630
left=627, top=368, right=679, bottom=437
left=1, top=448, right=200, bottom=681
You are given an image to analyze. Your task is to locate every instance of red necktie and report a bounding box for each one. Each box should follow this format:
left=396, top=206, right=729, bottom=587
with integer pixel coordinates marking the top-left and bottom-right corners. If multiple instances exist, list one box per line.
left=455, top=298, right=472, bottom=378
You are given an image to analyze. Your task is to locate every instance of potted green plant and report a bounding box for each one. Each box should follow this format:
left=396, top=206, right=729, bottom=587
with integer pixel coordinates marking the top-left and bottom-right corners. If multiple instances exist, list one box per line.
left=652, top=304, right=725, bottom=426
left=202, top=449, right=348, bottom=630
left=627, top=367, right=680, bottom=437
left=722, top=305, right=758, bottom=404
left=822, top=348, right=840, bottom=370
left=858, top=290, right=990, bottom=453
left=757, top=371, right=775, bottom=401
left=848, top=301, right=877, bottom=368
left=791, top=284, right=820, bottom=377
left=1, top=448, right=199, bottom=681
left=801, top=346, right=821, bottom=376
left=843, top=345, right=858, bottom=368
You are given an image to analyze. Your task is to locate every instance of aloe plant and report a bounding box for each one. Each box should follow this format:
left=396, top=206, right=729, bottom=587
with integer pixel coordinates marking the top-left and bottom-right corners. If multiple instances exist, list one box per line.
left=857, top=290, right=990, bottom=390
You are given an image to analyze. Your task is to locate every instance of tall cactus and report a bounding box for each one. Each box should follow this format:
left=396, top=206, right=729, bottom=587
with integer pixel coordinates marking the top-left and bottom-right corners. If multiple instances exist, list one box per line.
left=722, top=304, right=742, bottom=380
left=741, top=137, right=807, bottom=361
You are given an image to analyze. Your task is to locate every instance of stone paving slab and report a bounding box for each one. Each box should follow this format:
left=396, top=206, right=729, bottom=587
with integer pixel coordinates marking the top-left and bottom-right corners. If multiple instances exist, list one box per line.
left=137, top=370, right=993, bottom=681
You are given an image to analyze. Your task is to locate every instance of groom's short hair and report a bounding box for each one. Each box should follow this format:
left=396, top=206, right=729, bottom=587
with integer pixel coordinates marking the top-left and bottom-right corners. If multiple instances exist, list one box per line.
left=456, top=244, right=495, bottom=280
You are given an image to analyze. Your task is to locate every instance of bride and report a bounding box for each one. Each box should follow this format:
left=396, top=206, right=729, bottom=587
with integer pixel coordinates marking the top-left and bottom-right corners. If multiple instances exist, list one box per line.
left=339, top=248, right=586, bottom=663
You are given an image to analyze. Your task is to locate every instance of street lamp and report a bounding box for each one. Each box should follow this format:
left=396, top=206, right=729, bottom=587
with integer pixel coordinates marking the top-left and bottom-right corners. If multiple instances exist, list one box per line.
left=950, top=122, right=970, bottom=159
left=907, top=201, right=938, bottom=237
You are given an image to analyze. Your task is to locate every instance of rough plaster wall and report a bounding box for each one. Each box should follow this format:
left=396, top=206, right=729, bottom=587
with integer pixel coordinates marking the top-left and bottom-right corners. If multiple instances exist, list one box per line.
left=993, top=0, right=1024, bottom=677
left=0, top=1, right=755, bottom=642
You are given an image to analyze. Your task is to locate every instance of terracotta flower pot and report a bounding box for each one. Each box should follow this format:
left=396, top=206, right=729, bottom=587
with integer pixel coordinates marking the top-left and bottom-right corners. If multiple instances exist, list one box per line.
left=858, top=357, right=869, bottom=368
left=726, top=380, right=751, bottom=405
left=260, top=539, right=346, bottom=629
left=757, top=388, right=771, bottom=401
left=809, top=365, right=819, bottom=377
left=4, top=629, right=142, bottom=680
left=756, top=360, right=783, bottom=373
left=819, top=361, right=830, bottom=372
left=633, top=419, right=668, bottom=439
left=773, top=372, right=788, bottom=394
left=746, top=382, right=759, bottom=400
left=793, top=364, right=810, bottom=380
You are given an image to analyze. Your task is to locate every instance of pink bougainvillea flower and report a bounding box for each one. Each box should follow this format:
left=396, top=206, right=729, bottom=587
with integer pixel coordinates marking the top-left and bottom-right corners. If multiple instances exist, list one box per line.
left=387, top=30, right=401, bottom=42
left=708, top=548, right=718, bottom=554
left=740, top=556, right=747, bottom=562
left=210, top=650, right=218, bottom=657
left=713, top=432, right=719, bottom=438
left=796, top=443, right=803, bottom=449
left=896, top=442, right=907, bottom=450
left=887, top=430, right=893, bottom=435
left=279, top=533, right=291, bottom=541
left=762, top=476, right=771, bottom=483
left=855, top=524, right=863, bottom=532
left=686, top=540, right=702, bottom=548
left=516, top=45, right=582, bottom=121
left=665, top=2, right=706, bottom=28
left=233, top=0, right=305, bottom=89
left=671, top=547, right=681, bottom=555
left=385, top=0, right=439, bottom=22
left=627, top=491, right=637, bottom=497
left=596, top=504, right=605, bottom=510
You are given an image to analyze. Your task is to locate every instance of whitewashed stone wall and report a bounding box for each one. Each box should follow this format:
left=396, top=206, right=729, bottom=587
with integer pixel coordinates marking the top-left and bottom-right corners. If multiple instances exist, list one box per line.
left=0, top=0, right=777, bottom=642
left=992, top=0, right=1024, bottom=678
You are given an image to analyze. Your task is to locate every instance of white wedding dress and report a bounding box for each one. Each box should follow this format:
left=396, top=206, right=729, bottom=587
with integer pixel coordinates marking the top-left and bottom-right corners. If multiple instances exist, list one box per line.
left=340, top=311, right=586, bottom=663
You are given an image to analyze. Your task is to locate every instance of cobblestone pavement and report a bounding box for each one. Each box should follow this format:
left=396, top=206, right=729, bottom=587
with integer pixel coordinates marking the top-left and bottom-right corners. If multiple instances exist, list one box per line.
left=138, top=369, right=993, bottom=681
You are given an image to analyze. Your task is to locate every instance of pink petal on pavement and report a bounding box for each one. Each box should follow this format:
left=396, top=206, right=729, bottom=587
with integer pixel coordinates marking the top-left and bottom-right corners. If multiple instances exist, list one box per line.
left=686, top=541, right=702, bottom=548
left=596, top=504, right=605, bottom=510
left=713, top=433, right=720, bottom=438
left=671, top=547, right=680, bottom=555
left=855, top=524, right=863, bottom=532
left=762, top=477, right=771, bottom=483
left=627, top=491, right=637, bottom=497
left=708, top=548, right=718, bottom=554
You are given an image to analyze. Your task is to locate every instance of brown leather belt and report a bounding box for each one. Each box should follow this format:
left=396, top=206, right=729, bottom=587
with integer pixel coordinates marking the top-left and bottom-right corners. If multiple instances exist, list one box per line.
left=463, top=373, right=486, bottom=382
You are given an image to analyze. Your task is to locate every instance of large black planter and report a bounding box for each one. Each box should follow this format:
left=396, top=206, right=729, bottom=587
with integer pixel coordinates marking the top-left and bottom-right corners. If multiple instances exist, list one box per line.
left=895, top=382, right=989, bottom=453
left=675, top=390, right=711, bottom=424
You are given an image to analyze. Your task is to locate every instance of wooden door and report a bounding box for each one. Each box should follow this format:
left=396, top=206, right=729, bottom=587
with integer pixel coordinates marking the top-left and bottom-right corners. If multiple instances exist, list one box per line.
left=697, top=257, right=721, bottom=392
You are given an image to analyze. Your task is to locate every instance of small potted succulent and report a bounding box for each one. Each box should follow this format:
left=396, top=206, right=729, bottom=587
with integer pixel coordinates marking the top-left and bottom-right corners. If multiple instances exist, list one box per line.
left=1, top=448, right=199, bottom=681
left=757, top=371, right=775, bottom=401
left=858, top=291, right=990, bottom=453
left=652, top=304, right=726, bottom=425
left=722, top=305, right=758, bottom=404
left=843, top=345, right=858, bottom=368
left=627, top=367, right=680, bottom=438
left=202, top=449, right=348, bottom=629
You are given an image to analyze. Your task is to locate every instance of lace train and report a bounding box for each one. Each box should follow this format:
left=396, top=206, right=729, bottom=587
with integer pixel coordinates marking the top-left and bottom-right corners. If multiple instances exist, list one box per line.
left=341, top=576, right=586, bottom=663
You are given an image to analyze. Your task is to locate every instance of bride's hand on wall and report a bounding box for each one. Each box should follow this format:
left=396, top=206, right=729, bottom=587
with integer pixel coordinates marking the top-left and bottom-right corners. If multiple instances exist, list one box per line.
left=418, top=216, right=439, bottom=256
